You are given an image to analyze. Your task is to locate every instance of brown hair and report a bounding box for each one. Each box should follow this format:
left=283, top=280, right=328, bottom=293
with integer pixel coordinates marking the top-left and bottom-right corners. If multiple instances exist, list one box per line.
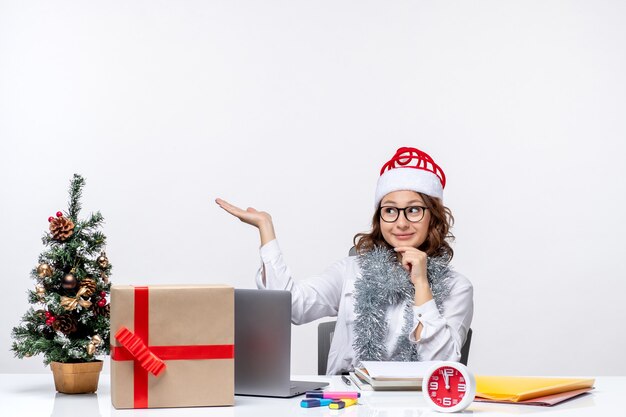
left=353, top=193, right=455, bottom=260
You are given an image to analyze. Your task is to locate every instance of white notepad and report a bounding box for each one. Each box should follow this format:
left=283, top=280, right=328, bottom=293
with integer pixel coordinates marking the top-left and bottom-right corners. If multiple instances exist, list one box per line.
left=360, top=361, right=439, bottom=379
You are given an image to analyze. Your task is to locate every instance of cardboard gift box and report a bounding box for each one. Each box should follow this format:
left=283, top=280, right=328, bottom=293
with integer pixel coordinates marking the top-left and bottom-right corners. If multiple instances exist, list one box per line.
left=110, top=285, right=234, bottom=408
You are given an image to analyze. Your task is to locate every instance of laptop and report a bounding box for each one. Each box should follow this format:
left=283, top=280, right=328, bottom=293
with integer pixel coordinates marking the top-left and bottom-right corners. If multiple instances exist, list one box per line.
left=234, top=289, right=329, bottom=397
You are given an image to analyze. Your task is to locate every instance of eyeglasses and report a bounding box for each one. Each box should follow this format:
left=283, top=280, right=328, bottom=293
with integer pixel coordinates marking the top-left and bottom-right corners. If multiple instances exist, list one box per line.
left=379, top=206, right=427, bottom=223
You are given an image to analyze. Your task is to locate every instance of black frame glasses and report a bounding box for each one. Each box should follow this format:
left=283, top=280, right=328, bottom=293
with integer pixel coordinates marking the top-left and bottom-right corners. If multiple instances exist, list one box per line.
left=379, top=206, right=428, bottom=223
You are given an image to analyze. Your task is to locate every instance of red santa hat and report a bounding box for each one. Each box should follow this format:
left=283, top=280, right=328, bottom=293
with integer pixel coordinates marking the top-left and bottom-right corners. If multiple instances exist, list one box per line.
left=375, top=147, right=446, bottom=207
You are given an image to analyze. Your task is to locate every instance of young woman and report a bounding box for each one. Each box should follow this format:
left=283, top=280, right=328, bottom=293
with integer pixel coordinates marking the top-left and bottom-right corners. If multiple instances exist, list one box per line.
left=216, top=147, right=473, bottom=375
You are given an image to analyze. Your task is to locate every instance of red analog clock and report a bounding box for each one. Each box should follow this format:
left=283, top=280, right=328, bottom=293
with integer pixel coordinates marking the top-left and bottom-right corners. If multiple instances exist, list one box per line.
left=422, top=361, right=476, bottom=413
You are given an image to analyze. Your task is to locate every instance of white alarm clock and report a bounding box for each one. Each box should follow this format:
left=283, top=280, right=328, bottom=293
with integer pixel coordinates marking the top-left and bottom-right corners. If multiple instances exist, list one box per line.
left=422, top=361, right=476, bottom=413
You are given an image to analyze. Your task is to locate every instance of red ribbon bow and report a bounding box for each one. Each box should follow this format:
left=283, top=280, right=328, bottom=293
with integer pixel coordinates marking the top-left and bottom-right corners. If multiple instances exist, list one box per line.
left=115, top=326, right=166, bottom=376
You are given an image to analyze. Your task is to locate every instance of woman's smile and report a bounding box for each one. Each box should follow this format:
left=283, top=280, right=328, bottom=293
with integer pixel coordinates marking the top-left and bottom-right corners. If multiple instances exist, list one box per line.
left=393, top=233, right=415, bottom=240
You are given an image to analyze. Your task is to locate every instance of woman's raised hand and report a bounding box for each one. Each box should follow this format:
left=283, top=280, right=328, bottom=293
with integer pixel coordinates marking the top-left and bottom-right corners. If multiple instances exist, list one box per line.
left=215, top=198, right=271, bottom=227
left=215, top=198, right=276, bottom=245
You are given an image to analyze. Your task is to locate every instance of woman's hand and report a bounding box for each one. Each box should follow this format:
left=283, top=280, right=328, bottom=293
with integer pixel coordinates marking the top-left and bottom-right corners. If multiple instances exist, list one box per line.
left=215, top=198, right=271, bottom=227
left=215, top=198, right=276, bottom=245
left=394, top=246, right=428, bottom=286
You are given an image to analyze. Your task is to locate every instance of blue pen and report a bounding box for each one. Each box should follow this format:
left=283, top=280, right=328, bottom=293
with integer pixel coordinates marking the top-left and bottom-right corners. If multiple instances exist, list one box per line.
left=300, top=398, right=333, bottom=408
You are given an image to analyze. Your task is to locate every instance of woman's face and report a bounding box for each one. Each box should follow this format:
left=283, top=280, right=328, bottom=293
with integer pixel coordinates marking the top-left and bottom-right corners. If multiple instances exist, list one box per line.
left=379, top=190, right=431, bottom=249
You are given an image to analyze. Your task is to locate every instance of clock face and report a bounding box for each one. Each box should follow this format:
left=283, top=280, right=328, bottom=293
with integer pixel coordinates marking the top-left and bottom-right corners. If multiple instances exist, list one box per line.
left=425, top=365, right=469, bottom=409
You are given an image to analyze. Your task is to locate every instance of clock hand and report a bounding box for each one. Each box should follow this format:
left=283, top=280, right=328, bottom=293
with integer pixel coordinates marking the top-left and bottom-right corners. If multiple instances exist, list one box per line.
left=442, top=370, right=450, bottom=390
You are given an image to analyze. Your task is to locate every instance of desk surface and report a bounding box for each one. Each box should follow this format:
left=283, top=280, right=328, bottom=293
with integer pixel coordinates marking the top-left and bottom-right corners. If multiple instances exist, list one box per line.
left=0, top=374, right=619, bottom=417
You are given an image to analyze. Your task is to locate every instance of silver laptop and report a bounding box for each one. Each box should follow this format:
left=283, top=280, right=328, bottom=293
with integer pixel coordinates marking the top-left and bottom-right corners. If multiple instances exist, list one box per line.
left=234, top=289, right=329, bottom=397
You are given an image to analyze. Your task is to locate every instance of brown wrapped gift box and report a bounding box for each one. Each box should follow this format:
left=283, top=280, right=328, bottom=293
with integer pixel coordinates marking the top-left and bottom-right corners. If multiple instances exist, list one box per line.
left=110, top=285, right=234, bottom=408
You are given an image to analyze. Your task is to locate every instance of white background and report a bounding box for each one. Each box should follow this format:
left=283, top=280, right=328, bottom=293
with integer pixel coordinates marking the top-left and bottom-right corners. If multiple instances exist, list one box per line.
left=1, top=1, right=625, bottom=376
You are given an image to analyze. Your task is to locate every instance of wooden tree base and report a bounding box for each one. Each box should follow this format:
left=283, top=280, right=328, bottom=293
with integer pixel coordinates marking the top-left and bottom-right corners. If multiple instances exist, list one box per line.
left=50, top=361, right=103, bottom=394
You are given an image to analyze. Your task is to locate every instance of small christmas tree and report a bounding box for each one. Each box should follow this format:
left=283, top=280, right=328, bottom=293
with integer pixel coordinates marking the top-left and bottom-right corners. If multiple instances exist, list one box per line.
left=12, top=174, right=112, bottom=364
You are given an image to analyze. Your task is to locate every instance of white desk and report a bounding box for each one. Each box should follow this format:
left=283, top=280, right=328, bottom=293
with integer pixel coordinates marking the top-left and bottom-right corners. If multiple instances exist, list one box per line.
left=0, top=374, right=619, bottom=417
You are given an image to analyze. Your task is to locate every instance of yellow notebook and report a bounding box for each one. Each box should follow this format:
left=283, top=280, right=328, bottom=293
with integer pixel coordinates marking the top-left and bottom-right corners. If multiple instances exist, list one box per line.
left=475, top=376, right=595, bottom=402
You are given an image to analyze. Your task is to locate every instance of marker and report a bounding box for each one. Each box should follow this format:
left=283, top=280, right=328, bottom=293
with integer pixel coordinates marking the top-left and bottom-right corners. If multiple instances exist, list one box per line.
left=329, top=398, right=358, bottom=409
left=305, top=391, right=361, bottom=399
left=341, top=375, right=352, bottom=386
left=300, top=398, right=333, bottom=408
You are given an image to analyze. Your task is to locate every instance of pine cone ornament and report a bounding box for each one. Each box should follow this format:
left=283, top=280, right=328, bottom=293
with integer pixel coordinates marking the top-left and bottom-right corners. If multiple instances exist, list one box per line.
left=49, top=216, right=75, bottom=241
left=80, top=277, right=97, bottom=296
left=93, top=302, right=110, bottom=317
left=52, top=314, right=78, bottom=334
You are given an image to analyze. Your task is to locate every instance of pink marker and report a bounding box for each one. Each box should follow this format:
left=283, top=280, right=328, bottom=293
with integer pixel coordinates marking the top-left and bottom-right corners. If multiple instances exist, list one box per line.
left=305, top=391, right=361, bottom=399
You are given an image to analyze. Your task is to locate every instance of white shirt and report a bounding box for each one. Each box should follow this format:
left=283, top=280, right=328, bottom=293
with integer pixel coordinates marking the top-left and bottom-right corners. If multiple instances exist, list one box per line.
left=255, top=239, right=474, bottom=375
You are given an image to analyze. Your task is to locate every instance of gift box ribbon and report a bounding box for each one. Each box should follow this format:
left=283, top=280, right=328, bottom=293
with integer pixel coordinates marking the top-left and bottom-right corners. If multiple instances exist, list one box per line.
left=111, top=286, right=234, bottom=408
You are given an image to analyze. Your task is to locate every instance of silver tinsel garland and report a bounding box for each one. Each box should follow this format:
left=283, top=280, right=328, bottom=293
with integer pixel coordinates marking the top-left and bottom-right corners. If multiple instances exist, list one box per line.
left=352, top=246, right=453, bottom=364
